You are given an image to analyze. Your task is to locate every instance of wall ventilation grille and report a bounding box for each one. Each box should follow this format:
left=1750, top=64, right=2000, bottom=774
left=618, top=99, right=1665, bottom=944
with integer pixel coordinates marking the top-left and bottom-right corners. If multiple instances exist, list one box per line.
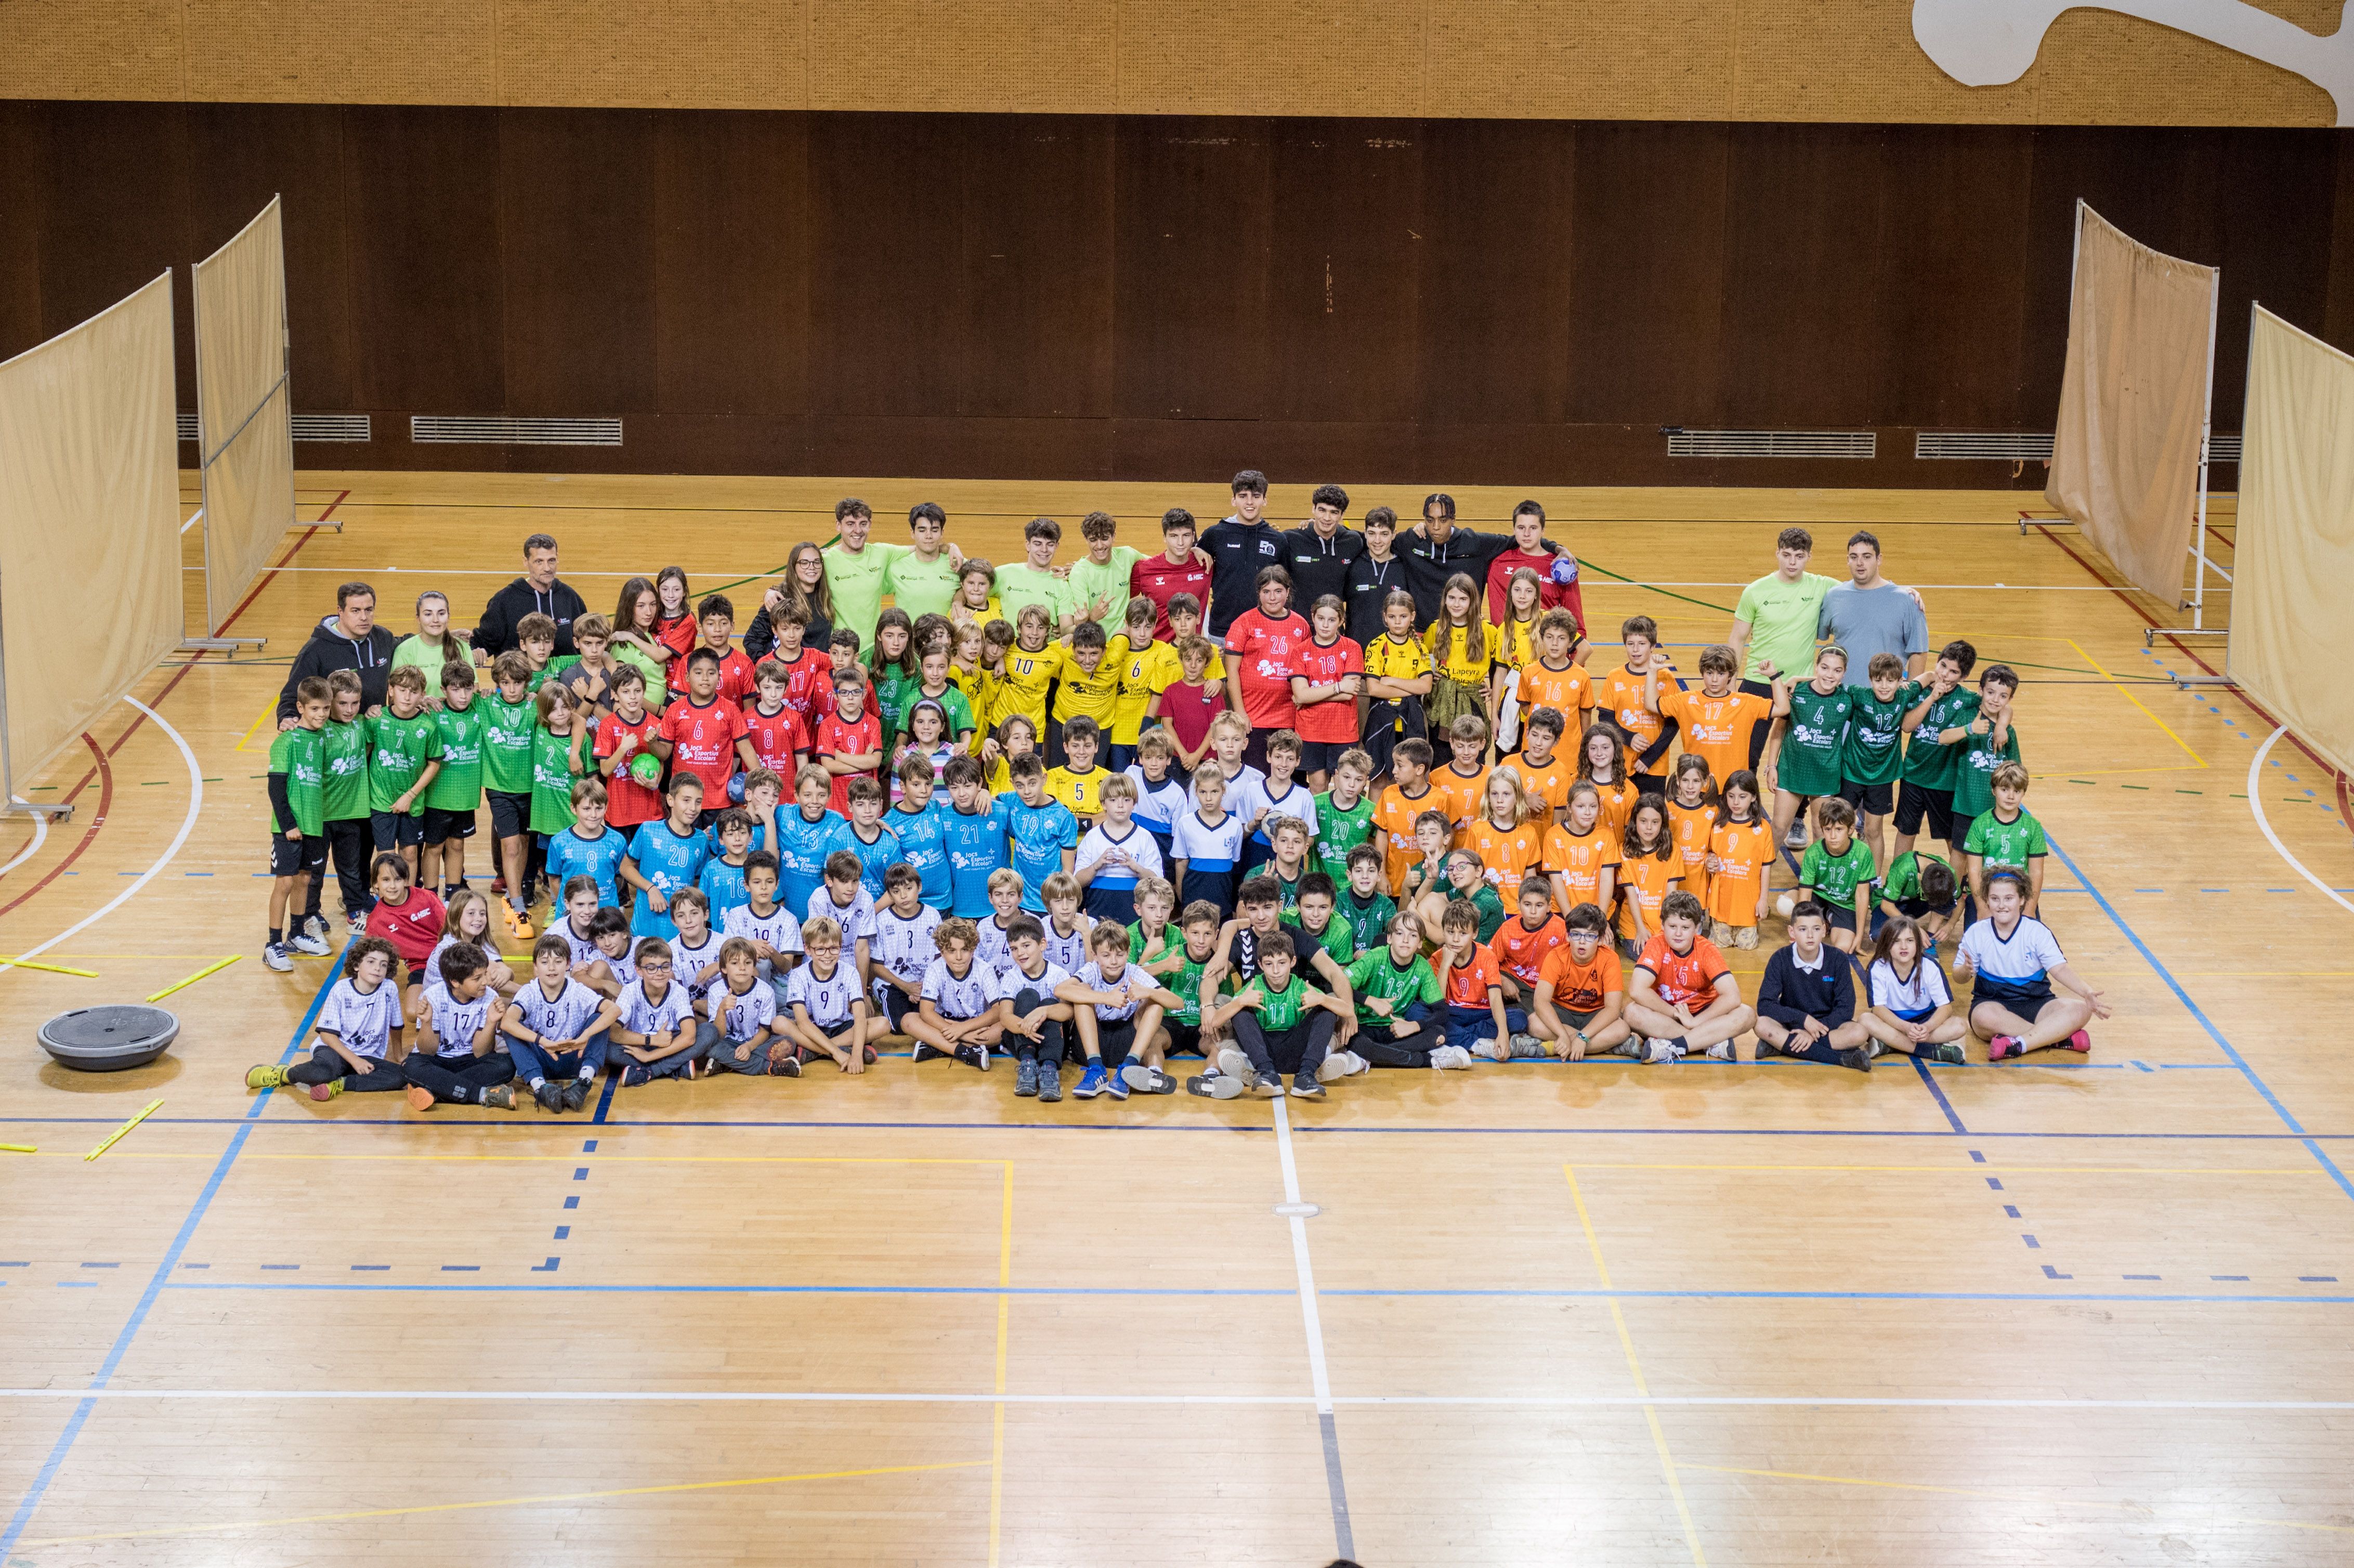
left=292, top=413, right=372, bottom=442
left=177, top=413, right=198, bottom=442
left=411, top=415, right=623, bottom=447
left=2205, top=433, right=2241, bottom=464
left=1915, top=430, right=2054, bottom=461
left=1665, top=428, right=1876, bottom=459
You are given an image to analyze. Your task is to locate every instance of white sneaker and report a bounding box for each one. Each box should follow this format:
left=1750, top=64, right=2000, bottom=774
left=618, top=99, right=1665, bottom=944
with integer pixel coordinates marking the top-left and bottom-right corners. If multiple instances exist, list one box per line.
left=1317, top=1049, right=1369, bottom=1082
left=262, top=942, right=293, bottom=973
left=1784, top=824, right=1809, bottom=850
left=1509, top=1031, right=1548, bottom=1059
left=1639, top=1036, right=1678, bottom=1065
left=1216, top=1044, right=1253, bottom=1082
left=1430, top=1045, right=1474, bottom=1070
left=289, top=920, right=331, bottom=957
left=1470, top=1037, right=1510, bottom=1062
left=1705, top=1041, right=1736, bottom=1062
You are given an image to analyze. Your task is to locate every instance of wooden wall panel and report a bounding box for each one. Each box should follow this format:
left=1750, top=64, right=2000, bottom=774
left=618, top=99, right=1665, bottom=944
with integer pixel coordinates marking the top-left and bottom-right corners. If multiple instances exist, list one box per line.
left=35, top=102, right=195, bottom=403
left=1264, top=121, right=1422, bottom=425
left=1416, top=119, right=1574, bottom=425
left=1114, top=119, right=1274, bottom=421
left=1876, top=125, right=2033, bottom=429
left=1566, top=121, right=1730, bottom=426
left=342, top=107, right=506, bottom=412
left=499, top=110, right=658, bottom=415
left=652, top=111, right=810, bottom=419
left=953, top=116, right=1117, bottom=420
left=0, top=107, right=46, bottom=367
left=808, top=114, right=963, bottom=420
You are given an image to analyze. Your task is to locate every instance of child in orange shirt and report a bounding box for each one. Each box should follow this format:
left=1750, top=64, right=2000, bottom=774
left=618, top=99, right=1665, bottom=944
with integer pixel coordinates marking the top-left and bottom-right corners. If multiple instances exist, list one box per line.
left=1576, top=724, right=1640, bottom=843
left=1615, top=794, right=1684, bottom=959
left=1515, top=609, right=1595, bottom=745
left=1665, top=754, right=1718, bottom=907
left=1487, top=878, right=1568, bottom=1021
left=1430, top=713, right=1494, bottom=830
left=1704, top=767, right=1774, bottom=950
left=1595, top=616, right=1679, bottom=789
left=1437, top=897, right=1523, bottom=1063
left=1458, top=769, right=1550, bottom=905
left=1646, top=643, right=1774, bottom=787
left=1502, top=704, right=1576, bottom=825
left=1625, top=889, right=1757, bottom=1062
left=1545, top=781, right=1621, bottom=916
left=1532, top=901, right=1653, bottom=1061
left=1372, top=737, right=1440, bottom=896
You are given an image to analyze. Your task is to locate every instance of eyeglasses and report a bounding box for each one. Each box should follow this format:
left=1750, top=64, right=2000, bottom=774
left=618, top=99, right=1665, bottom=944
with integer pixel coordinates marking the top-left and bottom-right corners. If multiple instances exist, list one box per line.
left=639, top=961, right=672, bottom=973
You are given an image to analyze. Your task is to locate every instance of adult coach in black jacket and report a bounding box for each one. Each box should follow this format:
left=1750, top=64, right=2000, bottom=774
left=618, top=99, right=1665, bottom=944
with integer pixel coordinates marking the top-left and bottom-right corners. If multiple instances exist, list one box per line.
left=1399, top=492, right=1566, bottom=630
left=274, top=581, right=399, bottom=726
left=472, top=533, right=587, bottom=658
left=1279, top=484, right=1365, bottom=610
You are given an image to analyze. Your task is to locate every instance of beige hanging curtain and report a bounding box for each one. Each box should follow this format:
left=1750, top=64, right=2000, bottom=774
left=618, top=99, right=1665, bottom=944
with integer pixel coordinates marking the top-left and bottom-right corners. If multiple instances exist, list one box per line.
left=192, top=197, right=296, bottom=634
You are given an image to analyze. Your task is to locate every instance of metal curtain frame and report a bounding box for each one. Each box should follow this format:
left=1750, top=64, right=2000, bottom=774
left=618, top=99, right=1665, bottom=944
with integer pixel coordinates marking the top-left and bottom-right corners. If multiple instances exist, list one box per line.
left=186, top=196, right=293, bottom=652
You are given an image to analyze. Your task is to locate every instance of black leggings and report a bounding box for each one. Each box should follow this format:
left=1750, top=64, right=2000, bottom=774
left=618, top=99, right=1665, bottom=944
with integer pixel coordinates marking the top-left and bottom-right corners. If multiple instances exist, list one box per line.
left=287, top=1042, right=404, bottom=1093
left=402, top=1049, right=516, bottom=1103
left=309, top=819, right=373, bottom=919
left=1230, top=1011, right=1335, bottom=1078
left=1009, top=986, right=1068, bottom=1065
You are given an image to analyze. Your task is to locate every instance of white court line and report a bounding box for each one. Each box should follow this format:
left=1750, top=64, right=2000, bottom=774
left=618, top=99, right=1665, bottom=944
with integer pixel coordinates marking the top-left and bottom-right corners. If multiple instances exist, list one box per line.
left=0, top=698, right=203, bottom=979
left=0, top=809, right=48, bottom=878
left=1, top=1388, right=2349, bottom=1410
left=2246, top=727, right=2354, bottom=920
left=1271, top=1093, right=1354, bottom=1559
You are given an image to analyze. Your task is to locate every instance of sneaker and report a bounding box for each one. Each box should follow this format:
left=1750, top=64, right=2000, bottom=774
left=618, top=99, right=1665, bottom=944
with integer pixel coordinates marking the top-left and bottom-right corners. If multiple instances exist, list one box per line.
left=1470, top=1037, right=1511, bottom=1062
left=480, top=1084, right=515, bottom=1109
left=1429, top=1045, right=1473, bottom=1070
left=1639, top=1037, right=1677, bottom=1066
left=1865, top=1039, right=1886, bottom=1059
left=244, top=1064, right=287, bottom=1089
left=1290, top=1074, right=1326, bottom=1100
left=1986, top=1035, right=2021, bottom=1063
left=405, top=1084, right=436, bottom=1113
left=1134, top=1066, right=1178, bottom=1094
left=1216, top=1045, right=1253, bottom=1083
left=291, top=918, right=331, bottom=957
left=1073, top=1063, right=1108, bottom=1099
left=1733, top=926, right=1759, bottom=950
left=308, top=1080, right=344, bottom=1102
left=347, top=911, right=368, bottom=937
left=1102, top=1065, right=1131, bottom=1101
left=1249, top=1072, right=1284, bottom=1098
left=1014, top=1058, right=1039, bottom=1096
left=952, top=1044, right=987, bottom=1070
left=1705, top=1041, right=1736, bottom=1062
left=563, top=1078, right=591, bottom=1113
left=1784, top=823, right=1809, bottom=850
left=620, top=1064, right=651, bottom=1088
left=769, top=1052, right=802, bottom=1077
left=912, top=1041, right=948, bottom=1063
left=2065, top=1029, right=2093, bottom=1054
left=1037, top=1063, right=1064, bottom=1102
left=1120, top=1061, right=1165, bottom=1092
left=533, top=1080, right=565, bottom=1114
left=1927, top=1041, right=1965, bottom=1065
left=262, top=942, right=293, bottom=973
left=1509, top=1032, right=1549, bottom=1059
left=1316, top=1050, right=1369, bottom=1082
left=1838, top=1046, right=1872, bottom=1072
left=1185, top=1070, right=1245, bottom=1099
left=505, top=900, right=534, bottom=939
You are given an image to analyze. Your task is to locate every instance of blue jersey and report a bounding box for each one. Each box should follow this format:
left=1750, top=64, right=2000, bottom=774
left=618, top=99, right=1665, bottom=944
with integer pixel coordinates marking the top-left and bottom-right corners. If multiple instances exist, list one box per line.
left=941, top=799, right=1011, bottom=917
left=626, top=820, right=711, bottom=940
left=998, top=791, right=1079, bottom=913
left=889, top=800, right=952, bottom=909
left=699, top=854, right=753, bottom=925
left=705, top=819, right=767, bottom=857
left=544, top=825, right=627, bottom=909
left=774, top=806, right=850, bottom=913
left=842, top=822, right=903, bottom=901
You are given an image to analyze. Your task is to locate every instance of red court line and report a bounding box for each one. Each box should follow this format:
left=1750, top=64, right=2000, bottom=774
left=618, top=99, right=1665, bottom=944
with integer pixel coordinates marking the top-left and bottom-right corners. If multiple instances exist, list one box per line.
left=0, top=737, right=112, bottom=914
left=2032, top=521, right=2353, bottom=840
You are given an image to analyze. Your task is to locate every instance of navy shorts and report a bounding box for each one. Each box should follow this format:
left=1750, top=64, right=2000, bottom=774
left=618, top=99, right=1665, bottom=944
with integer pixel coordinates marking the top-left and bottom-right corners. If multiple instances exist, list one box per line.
left=370, top=811, right=424, bottom=851
left=270, top=832, right=328, bottom=879
left=487, top=790, right=532, bottom=839
left=423, top=806, right=477, bottom=845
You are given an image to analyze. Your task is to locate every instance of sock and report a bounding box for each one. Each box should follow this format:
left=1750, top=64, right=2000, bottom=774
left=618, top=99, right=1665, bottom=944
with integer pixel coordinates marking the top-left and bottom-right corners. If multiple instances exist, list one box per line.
left=578, top=1068, right=594, bottom=1080
left=267, top=927, right=282, bottom=946
left=528, top=1076, right=546, bottom=1090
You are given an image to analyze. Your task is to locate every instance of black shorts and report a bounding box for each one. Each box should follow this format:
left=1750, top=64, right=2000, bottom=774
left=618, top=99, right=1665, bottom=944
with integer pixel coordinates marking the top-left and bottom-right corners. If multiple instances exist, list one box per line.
left=270, top=832, right=329, bottom=878
left=1093, top=1015, right=1139, bottom=1064
left=1297, top=739, right=1356, bottom=778
left=1972, top=983, right=2056, bottom=1022
left=1560, top=1007, right=1602, bottom=1031
left=1838, top=777, right=1894, bottom=817
left=880, top=986, right=919, bottom=1029
left=423, top=806, right=477, bottom=845
left=487, top=790, right=532, bottom=839
left=1162, top=1020, right=1206, bottom=1056
left=1893, top=780, right=1955, bottom=841
left=371, top=810, right=424, bottom=850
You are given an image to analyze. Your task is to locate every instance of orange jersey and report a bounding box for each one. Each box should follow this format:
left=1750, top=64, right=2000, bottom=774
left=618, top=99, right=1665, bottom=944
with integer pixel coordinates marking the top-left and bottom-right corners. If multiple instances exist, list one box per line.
left=1706, top=817, right=1774, bottom=927
left=1634, top=932, right=1730, bottom=1011
left=1581, top=775, right=1640, bottom=842
left=1544, top=824, right=1621, bottom=910
left=1430, top=762, right=1493, bottom=831
left=1615, top=845, right=1683, bottom=940
left=1516, top=660, right=1596, bottom=728
left=1487, top=913, right=1568, bottom=991
left=1375, top=783, right=1442, bottom=895
left=1500, top=750, right=1576, bottom=817
left=1539, top=942, right=1624, bottom=1013
left=1460, top=816, right=1549, bottom=902
left=1442, top=945, right=1503, bottom=1008
left=1667, top=799, right=1720, bottom=901
left=1658, top=688, right=1773, bottom=786
left=1597, top=660, right=1677, bottom=757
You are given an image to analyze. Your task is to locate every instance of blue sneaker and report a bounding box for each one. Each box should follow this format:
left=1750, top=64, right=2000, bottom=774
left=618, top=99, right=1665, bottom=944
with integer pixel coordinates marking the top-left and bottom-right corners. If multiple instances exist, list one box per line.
left=1073, top=1062, right=1109, bottom=1099
left=1102, top=1063, right=1130, bottom=1101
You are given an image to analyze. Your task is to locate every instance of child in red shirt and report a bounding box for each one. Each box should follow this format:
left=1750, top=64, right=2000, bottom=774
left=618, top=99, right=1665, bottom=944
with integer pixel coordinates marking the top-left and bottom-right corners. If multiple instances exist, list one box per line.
left=814, top=670, right=885, bottom=815
left=593, top=665, right=665, bottom=829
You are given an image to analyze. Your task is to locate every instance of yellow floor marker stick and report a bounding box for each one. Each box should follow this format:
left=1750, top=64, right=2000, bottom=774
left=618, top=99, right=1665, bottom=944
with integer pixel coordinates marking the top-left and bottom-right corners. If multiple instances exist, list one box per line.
left=147, top=955, right=241, bottom=1002
left=0, top=957, right=100, bottom=978
left=85, top=1100, right=163, bottom=1162
left=0, top=1143, right=34, bottom=1154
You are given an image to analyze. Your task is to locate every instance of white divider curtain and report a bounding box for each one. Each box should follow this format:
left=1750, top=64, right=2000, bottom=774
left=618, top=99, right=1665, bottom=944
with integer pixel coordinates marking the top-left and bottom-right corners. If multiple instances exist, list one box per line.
left=0, top=272, right=182, bottom=782
left=2046, top=202, right=2218, bottom=600
left=2230, top=307, right=2354, bottom=778
left=192, top=196, right=295, bottom=633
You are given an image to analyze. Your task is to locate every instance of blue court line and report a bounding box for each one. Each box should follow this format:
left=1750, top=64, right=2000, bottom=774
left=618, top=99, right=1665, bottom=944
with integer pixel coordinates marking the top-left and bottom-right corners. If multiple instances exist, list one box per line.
left=1909, top=1056, right=1966, bottom=1133
left=2044, top=832, right=2354, bottom=1208
left=0, top=944, right=347, bottom=1560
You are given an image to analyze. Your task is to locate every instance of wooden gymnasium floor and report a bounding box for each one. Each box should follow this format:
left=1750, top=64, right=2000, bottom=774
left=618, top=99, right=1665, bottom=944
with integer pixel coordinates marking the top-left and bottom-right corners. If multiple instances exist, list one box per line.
left=2, top=471, right=2349, bottom=1568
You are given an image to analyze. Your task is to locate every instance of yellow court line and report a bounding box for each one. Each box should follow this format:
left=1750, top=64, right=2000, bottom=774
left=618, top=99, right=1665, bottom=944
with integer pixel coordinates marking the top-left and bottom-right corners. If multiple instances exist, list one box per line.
left=1566, top=1164, right=1708, bottom=1566
left=2056, top=765, right=2211, bottom=777
left=990, top=1160, right=1012, bottom=1568
left=2068, top=637, right=2206, bottom=767
left=24, top=1458, right=993, bottom=1547
left=240, top=1153, right=1012, bottom=1166
left=1681, top=1462, right=2351, bottom=1535
left=232, top=697, right=282, bottom=754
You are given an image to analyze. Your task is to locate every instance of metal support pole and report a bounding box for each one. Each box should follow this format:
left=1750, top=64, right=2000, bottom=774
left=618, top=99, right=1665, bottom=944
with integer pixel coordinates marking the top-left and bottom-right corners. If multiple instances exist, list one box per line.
left=0, top=577, right=75, bottom=822
left=2186, top=255, right=2223, bottom=630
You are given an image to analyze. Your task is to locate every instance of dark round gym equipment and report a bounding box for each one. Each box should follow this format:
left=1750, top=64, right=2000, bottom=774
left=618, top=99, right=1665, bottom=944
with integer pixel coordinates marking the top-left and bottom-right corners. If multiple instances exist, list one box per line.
left=38, top=1005, right=180, bottom=1072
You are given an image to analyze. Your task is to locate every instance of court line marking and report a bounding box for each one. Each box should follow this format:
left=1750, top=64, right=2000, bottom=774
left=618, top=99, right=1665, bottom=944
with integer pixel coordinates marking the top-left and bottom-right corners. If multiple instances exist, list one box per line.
left=7, top=1389, right=2353, bottom=1410
left=89, top=1154, right=2327, bottom=1176
left=2246, top=727, right=2354, bottom=919
left=0, top=947, right=345, bottom=1560
left=1271, top=1094, right=1353, bottom=1560
left=0, top=698, right=202, bottom=981
left=0, top=810, right=46, bottom=877
left=2067, top=637, right=2205, bottom=766
left=990, top=1160, right=1010, bottom=1568
left=1566, top=1164, right=1707, bottom=1566
left=1677, top=1462, right=2352, bottom=1536
left=19, top=1459, right=991, bottom=1548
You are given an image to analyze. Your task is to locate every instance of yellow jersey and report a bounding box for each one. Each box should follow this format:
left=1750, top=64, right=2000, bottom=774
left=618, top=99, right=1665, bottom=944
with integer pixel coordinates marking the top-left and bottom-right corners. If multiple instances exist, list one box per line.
left=1051, top=647, right=1122, bottom=727
left=1425, top=622, right=1490, bottom=686
left=997, top=641, right=1062, bottom=731
left=1046, top=764, right=1110, bottom=821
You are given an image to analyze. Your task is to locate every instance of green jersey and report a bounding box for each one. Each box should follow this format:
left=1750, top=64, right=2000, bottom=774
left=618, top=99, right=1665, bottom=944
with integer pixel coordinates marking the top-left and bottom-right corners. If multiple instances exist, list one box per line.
left=1164, top=951, right=1212, bottom=1025
left=884, top=548, right=960, bottom=622
left=1778, top=681, right=1852, bottom=796
left=874, top=665, right=921, bottom=746
left=1067, top=546, right=1145, bottom=634
left=1881, top=850, right=1956, bottom=914
left=1799, top=835, right=1878, bottom=913
left=1900, top=685, right=1980, bottom=789
left=1468, top=883, right=1507, bottom=943
left=993, top=564, right=1074, bottom=630
left=1841, top=680, right=1921, bottom=787
left=1274, top=869, right=1303, bottom=914
left=1337, top=887, right=1397, bottom=954
left=1950, top=721, right=2021, bottom=820
left=1314, top=790, right=1376, bottom=879
left=1240, top=971, right=1310, bottom=1031
left=912, top=682, right=976, bottom=739
left=530, top=725, right=583, bottom=834
left=366, top=710, right=442, bottom=815
left=268, top=726, right=326, bottom=837
left=481, top=694, right=538, bottom=794
left=1964, top=806, right=2046, bottom=872
left=524, top=661, right=557, bottom=694
left=1284, top=913, right=1355, bottom=970
left=426, top=701, right=487, bottom=811
left=1346, top=947, right=1442, bottom=1011
left=319, top=717, right=371, bottom=822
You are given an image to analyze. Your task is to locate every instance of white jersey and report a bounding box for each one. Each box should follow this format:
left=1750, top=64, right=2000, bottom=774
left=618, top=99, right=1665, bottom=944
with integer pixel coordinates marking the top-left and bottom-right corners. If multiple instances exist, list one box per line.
left=920, top=956, right=995, bottom=1021
left=712, top=978, right=778, bottom=1042
left=418, top=982, right=492, bottom=1062
left=991, top=960, right=1071, bottom=1005
left=1188, top=761, right=1268, bottom=822
left=1076, top=960, right=1149, bottom=1022
left=803, top=887, right=877, bottom=945
left=426, top=933, right=499, bottom=990
left=315, top=977, right=404, bottom=1061
left=669, top=931, right=726, bottom=1004
left=1254, top=780, right=1319, bottom=843
left=786, top=960, right=864, bottom=1028
left=1868, top=956, right=1953, bottom=1016
left=618, top=977, right=693, bottom=1039
left=723, top=902, right=805, bottom=979
left=1957, top=916, right=2066, bottom=995
left=509, top=976, right=607, bottom=1043
left=1076, top=822, right=1165, bottom=887
left=871, top=904, right=944, bottom=982
left=593, top=942, right=637, bottom=989
left=1041, top=917, right=1091, bottom=975
left=975, top=914, right=1022, bottom=978
left=547, top=914, right=600, bottom=970
left=1124, top=766, right=1189, bottom=835
left=1171, top=808, right=1248, bottom=869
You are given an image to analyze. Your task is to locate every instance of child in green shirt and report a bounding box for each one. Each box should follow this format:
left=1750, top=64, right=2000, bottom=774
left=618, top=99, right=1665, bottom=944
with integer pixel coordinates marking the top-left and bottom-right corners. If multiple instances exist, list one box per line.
left=1787, top=795, right=1877, bottom=952
left=266, top=677, right=333, bottom=971
left=529, top=682, right=589, bottom=847
left=367, top=667, right=443, bottom=884
left=1962, top=759, right=2047, bottom=918
left=1337, top=844, right=1398, bottom=955
left=1343, top=911, right=1444, bottom=1066
left=1769, top=645, right=1854, bottom=853
left=311, top=669, right=375, bottom=938
left=1838, top=650, right=1922, bottom=867
left=480, top=651, right=542, bottom=937
left=1313, top=748, right=1378, bottom=882
left=425, top=660, right=488, bottom=902
left=1068, top=512, right=1145, bottom=637
left=1945, top=664, right=2022, bottom=831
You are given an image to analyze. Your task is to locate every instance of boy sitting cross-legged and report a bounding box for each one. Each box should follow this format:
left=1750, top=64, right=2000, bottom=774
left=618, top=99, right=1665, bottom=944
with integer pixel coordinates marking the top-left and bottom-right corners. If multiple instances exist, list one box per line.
left=401, top=940, right=515, bottom=1110
left=781, top=916, right=883, bottom=1074
left=1754, top=899, right=1873, bottom=1072
left=707, top=935, right=789, bottom=1076
left=1341, top=911, right=1446, bottom=1069
left=247, top=936, right=408, bottom=1101
left=1529, top=901, right=1648, bottom=1062
left=1065, top=920, right=1187, bottom=1099
left=1204, top=926, right=1356, bottom=1100
left=501, top=932, right=621, bottom=1113
left=1144, top=899, right=1226, bottom=1081
left=910, top=917, right=1003, bottom=1070
left=994, top=913, right=1093, bottom=1103
left=1433, top=897, right=1519, bottom=1070
left=611, top=937, right=711, bottom=1086
left=1623, top=890, right=1757, bottom=1063
left=1955, top=870, right=2108, bottom=1062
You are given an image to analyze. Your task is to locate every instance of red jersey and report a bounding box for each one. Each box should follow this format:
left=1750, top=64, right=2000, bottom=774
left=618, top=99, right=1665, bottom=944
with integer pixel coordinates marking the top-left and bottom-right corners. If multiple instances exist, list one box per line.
left=1483, top=547, right=1587, bottom=634
left=773, top=648, right=837, bottom=723
left=1224, top=608, right=1313, bottom=729
left=1158, top=680, right=1226, bottom=757
left=592, top=708, right=665, bottom=827
left=1130, top=554, right=1214, bottom=641
left=658, top=696, right=747, bottom=803
left=669, top=644, right=755, bottom=701
left=1486, top=913, right=1567, bottom=991
left=365, top=887, right=446, bottom=969
left=1635, top=932, right=1730, bottom=1012
left=813, top=709, right=883, bottom=813
left=742, top=700, right=810, bottom=791
left=1443, top=945, right=1503, bottom=1008
left=651, top=615, right=696, bottom=673
left=1290, top=635, right=1365, bottom=743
